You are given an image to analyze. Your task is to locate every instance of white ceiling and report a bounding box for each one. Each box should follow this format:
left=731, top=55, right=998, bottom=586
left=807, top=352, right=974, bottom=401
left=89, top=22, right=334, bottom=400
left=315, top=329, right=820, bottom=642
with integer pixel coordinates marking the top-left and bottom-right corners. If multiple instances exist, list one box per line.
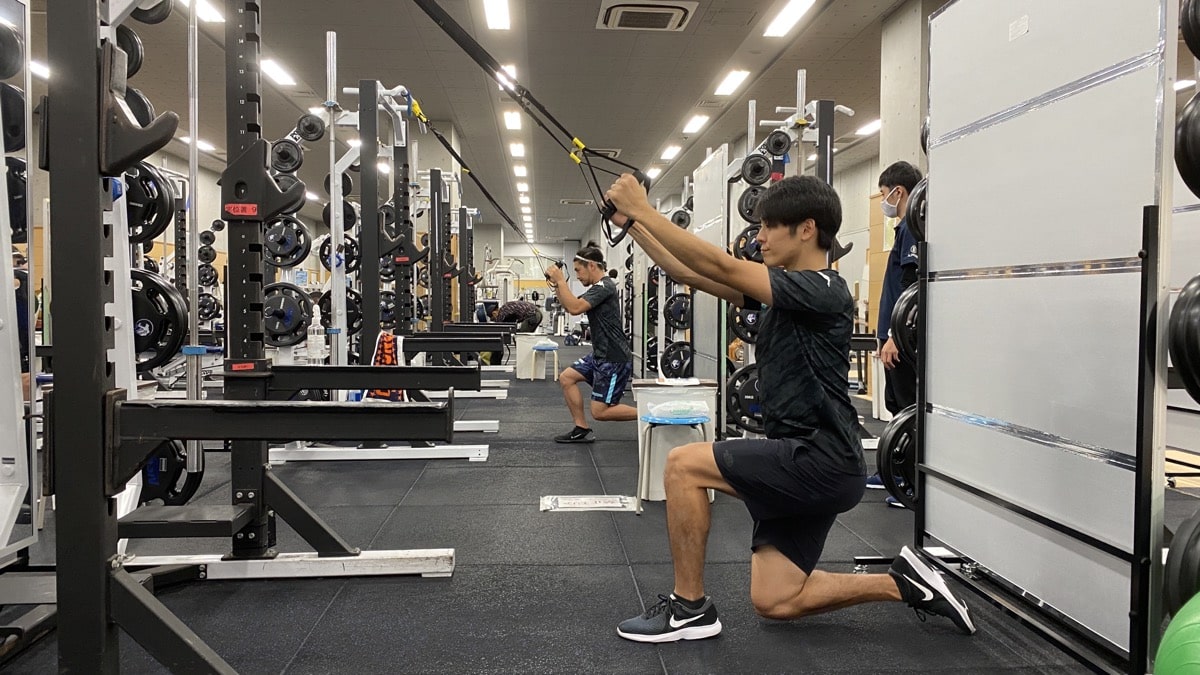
left=29, top=0, right=906, bottom=241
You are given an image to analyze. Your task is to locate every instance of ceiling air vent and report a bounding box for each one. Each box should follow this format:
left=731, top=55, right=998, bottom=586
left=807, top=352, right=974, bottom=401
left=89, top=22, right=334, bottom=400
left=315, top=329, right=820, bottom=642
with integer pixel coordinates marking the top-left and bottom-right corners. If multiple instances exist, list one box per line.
left=597, top=1, right=698, bottom=32
left=588, top=147, right=622, bottom=158
left=546, top=217, right=577, bottom=223
left=560, top=198, right=595, bottom=206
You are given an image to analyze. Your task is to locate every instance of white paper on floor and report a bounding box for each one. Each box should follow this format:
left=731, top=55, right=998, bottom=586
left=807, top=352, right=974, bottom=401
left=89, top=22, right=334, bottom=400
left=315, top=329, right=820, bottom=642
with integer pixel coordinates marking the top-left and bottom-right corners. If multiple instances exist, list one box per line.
left=539, top=495, right=637, bottom=512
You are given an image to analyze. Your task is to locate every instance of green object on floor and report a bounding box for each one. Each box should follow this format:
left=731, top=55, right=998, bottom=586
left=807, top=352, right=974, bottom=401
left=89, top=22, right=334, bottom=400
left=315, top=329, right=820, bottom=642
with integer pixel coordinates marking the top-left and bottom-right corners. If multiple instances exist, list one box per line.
left=1158, top=593, right=1200, bottom=673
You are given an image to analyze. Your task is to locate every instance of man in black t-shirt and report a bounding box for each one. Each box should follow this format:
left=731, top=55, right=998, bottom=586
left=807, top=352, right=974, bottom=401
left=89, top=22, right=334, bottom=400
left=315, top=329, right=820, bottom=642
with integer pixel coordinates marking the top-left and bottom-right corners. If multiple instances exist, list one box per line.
left=603, top=175, right=974, bottom=643
left=547, top=242, right=636, bottom=442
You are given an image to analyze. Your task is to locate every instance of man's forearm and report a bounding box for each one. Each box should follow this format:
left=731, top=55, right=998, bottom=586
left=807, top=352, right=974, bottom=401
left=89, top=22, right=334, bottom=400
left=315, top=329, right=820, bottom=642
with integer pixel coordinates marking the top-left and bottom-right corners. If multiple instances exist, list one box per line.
left=628, top=203, right=733, bottom=282
left=554, top=283, right=587, bottom=315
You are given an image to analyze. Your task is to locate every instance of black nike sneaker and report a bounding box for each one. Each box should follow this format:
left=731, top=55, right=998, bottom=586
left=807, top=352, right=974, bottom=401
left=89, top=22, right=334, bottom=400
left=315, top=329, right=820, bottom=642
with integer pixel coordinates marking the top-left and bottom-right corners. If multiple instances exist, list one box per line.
left=554, top=426, right=594, bottom=443
left=617, top=594, right=721, bottom=643
left=890, top=545, right=976, bottom=635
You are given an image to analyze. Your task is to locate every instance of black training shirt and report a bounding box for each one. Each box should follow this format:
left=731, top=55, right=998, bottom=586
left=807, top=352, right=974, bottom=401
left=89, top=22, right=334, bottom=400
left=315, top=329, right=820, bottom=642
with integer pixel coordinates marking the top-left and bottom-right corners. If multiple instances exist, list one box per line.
left=579, top=276, right=631, bottom=363
left=746, top=267, right=863, bottom=473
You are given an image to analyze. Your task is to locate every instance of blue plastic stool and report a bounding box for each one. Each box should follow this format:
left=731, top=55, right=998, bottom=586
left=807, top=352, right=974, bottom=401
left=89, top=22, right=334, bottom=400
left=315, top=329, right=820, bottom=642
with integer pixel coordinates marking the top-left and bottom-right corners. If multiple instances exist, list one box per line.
left=638, top=414, right=711, bottom=514
left=530, top=343, right=559, bottom=380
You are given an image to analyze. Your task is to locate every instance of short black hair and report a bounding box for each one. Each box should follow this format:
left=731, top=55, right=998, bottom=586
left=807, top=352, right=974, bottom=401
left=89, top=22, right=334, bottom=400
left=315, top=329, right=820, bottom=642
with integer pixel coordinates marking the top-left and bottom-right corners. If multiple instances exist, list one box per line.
left=575, top=241, right=604, bottom=267
left=608, top=268, right=618, bottom=278
left=878, top=161, right=922, bottom=192
left=755, top=175, right=842, bottom=250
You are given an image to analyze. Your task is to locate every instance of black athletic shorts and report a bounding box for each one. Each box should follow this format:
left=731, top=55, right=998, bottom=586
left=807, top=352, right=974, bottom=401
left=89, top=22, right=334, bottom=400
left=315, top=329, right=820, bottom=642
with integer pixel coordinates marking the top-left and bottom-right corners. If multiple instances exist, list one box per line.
left=713, top=436, right=865, bottom=574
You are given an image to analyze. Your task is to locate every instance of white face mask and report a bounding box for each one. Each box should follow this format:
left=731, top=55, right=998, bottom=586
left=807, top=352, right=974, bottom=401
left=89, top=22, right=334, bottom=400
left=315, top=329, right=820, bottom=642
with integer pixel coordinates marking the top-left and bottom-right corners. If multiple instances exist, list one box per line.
left=881, top=187, right=901, bottom=219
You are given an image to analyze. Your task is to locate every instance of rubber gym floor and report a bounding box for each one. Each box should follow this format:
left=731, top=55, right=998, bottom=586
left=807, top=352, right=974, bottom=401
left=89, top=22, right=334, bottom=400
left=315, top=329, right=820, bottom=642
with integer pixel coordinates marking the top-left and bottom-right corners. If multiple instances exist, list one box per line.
left=12, top=344, right=1192, bottom=674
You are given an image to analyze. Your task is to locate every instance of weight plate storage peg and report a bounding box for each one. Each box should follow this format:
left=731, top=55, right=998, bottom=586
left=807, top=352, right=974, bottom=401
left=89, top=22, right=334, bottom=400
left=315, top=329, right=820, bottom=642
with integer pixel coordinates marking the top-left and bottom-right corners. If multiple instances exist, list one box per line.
left=733, top=225, right=764, bottom=263
left=877, top=404, right=919, bottom=509
left=319, top=288, right=365, bottom=336
left=197, top=263, right=218, bottom=287
left=741, top=153, right=772, bottom=186
left=125, top=161, right=175, bottom=244
left=296, top=113, right=326, bottom=142
left=728, top=304, right=760, bottom=344
left=271, top=138, right=303, bottom=173
left=196, top=292, right=221, bottom=322
left=890, top=285, right=919, bottom=366
left=905, top=176, right=928, bottom=243
left=660, top=341, right=693, bottom=379
left=138, top=440, right=203, bottom=506
left=0, top=22, right=22, bottom=80
left=263, top=216, right=312, bottom=268
left=7, top=156, right=26, bottom=244
left=130, top=268, right=188, bottom=372
left=737, top=185, right=766, bottom=224
left=764, top=129, right=791, bottom=157
left=664, top=292, right=691, bottom=330
left=263, top=282, right=313, bottom=347
left=319, top=234, right=362, bottom=273
left=726, top=363, right=764, bottom=434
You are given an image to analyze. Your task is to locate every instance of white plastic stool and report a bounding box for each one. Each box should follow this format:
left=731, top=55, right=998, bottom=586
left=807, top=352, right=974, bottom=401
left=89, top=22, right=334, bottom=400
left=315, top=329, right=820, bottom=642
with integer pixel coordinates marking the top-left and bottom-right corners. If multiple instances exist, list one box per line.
left=638, top=414, right=713, bottom=514
left=530, top=343, right=559, bottom=380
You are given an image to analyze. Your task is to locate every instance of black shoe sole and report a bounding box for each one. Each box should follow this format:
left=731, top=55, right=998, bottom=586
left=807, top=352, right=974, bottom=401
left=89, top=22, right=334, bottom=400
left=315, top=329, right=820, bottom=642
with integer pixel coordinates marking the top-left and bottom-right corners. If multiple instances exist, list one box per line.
left=554, top=436, right=594, bottom=443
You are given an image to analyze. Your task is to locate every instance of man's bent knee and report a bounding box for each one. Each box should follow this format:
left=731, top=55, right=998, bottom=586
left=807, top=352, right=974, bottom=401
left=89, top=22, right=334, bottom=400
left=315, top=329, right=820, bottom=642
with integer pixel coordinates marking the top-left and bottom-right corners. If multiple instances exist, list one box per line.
left=558, top=368, right=581, bottom=386
left=664, top=443, right=716, bottom=485
left=751, top=592, right=800, bottom=621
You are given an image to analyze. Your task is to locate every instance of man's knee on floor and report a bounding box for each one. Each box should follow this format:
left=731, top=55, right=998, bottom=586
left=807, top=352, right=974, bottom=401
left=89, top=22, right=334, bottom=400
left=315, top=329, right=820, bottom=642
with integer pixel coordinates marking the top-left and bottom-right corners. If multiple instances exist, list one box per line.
left=750, top=581, right=808, bottom=620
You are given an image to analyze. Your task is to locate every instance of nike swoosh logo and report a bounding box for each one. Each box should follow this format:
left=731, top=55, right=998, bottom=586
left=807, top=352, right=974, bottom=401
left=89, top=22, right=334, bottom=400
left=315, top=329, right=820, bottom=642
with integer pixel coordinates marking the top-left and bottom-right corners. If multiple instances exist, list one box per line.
left=907, top=577, right=935, bottom=602
left=668, top=613, right=706, bottom=629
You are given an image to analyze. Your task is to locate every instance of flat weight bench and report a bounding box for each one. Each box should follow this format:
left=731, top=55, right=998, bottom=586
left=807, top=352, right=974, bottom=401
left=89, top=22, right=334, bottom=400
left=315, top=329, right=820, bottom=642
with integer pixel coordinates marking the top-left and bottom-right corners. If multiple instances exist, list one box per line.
left=638, top=414, right=713, bottom=514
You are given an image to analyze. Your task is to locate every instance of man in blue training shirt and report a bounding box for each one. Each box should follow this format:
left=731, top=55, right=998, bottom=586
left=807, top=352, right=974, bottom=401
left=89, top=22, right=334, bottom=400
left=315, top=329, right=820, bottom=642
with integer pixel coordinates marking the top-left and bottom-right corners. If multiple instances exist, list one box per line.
left=868, top=161, right=922, bottom=504
left=601, top=173, right=973, bottom=644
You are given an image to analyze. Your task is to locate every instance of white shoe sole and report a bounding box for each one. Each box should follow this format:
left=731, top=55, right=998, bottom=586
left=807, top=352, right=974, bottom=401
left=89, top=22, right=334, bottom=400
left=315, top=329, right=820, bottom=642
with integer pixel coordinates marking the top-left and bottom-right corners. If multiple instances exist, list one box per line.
left=900, top=546, right=976, bottom=635
left=865, top=484, right=887, bottom=490
left=617, top=620, right=722, bottom=643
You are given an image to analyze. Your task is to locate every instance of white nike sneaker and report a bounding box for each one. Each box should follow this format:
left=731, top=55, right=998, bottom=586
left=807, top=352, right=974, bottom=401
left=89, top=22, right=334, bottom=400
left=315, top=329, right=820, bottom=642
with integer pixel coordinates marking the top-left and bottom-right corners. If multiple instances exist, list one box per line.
left=890, top=545, right=976, bottom=635
left=617, top=594, right=722, bottom=643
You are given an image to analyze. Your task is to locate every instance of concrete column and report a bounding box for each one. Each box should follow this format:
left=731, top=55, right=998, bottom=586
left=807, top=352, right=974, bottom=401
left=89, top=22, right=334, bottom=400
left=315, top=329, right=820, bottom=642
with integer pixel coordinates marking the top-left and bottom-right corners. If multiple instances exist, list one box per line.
left=878, top=0, right=943, bottom=172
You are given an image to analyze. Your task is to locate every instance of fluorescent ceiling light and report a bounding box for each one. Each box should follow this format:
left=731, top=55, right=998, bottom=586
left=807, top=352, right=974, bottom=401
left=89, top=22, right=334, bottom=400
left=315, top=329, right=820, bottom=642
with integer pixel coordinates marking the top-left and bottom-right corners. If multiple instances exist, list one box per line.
left=514, top=165, right=527, bottom=177
left=683, top=114, right=709, bottom=134
left=763, top=0, right=816, bottom=37
left=521, top=206, right=532, bottom=214
left=504, top=111, right=522, bottom=130
left=306, top=191, right=319, bottom=201
left=180, top=136, right=216, bottom=152
left=261, top=59, right=296, bottom=86
left=522, top=215, right=532, bottom=222
left=308, top=106, right=325, bottom=115
left=519, top=194, right=530, bottom=204
left=1178, top=79, right=1197, bottom=91
left=855, top=119, right=882, bottom=136
left=180, top=0, right=225, bottom=22
left=498, top=64, right=517, bottom=91
left=484, top=0, right=510, bottom=30
left=714, top=69, right=750, bottom=96
left=347, top=138, right=362, bottom=148
left=646, top=167, right=662, bottom=180
left=509, top=143, right=525, bottom=158
left=377, top=162, right=391, bottom=174
left=516, top=182, right=529, bottom=192
left=661, top=145, right=681, bottom=161
left=30, top=61, right=48, bottom=80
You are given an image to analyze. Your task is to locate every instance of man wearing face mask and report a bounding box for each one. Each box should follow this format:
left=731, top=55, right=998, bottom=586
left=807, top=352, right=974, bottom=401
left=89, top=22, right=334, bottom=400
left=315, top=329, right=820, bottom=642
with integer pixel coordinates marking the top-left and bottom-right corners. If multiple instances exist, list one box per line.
left=868, top=161, right=922, bottom=504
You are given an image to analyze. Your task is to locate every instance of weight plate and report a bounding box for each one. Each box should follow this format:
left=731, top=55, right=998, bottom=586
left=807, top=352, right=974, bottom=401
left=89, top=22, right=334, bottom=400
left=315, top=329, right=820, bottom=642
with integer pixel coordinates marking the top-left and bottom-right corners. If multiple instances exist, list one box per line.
left=274, top=174, right=307, bottom=215
left=197, top=263, right=218, bottom=287
left=131, top=268, right=188, bottom=372
left=210, top=219, right=225, bottom=232
left=324, top=172, right=353, bottom=197
left=319, top=234, right=362, bottom=272
left=197, top=245, right=217, bottom=264
left=726, top=363, right=764, bottom=434
left=737, top=185, right=766, bottom=224
left=1166, top=508, right=1200, bottom=616
left=322, top=200, right=358, bottom=228
left=0, top=22, right=23, bottom=81
left=131, top=0, right=173, bottom=24
left=920, top=116, right=930, bottom=156
left=196, top=292, right=221, bottom=322
left=116, top=24, right=144, bottom=78
left=7, top=156, right=26, bottom=244
left=142, top=258, right=159, bottom=274
left=1180, top=94, right=1200, bottom=202
left=741, top=153, right=771, bottom=186
left=125, top=87, right=155, bottom=127
left=199, top=230, right=216, bottom=246
left=1170, top=275, right=1200, bottom=404
left=379, top=256, right=396, bottom=282
left=877, top=404, right=919, bottom=509
left=660, top=341, right=693, bottom=379
left=906, top=176, right=928, bottom=243
left=764, top=129, right=791, bottom=157
left=319, top=288, right=364, bottom=336
left=296, top=113, right=326, bottom=142
left=271, top=138, right=303, bottom=173
left=733, top=225, right=763, bottom=263
left=1186, top=0, right=1200, bottom=60
left=380, top=290, right=398, bottom=329
left=263, top=215, right=312, bottom=268
left=890, top=284, right=919, bottom=366
left=669, top=208, right=691, bottom=228
left=728, top=304, right=760, bottom=344
left=125, top=161, right=175, bottom=244
left=263, top=282, right=313, bottom=347
left=138, top=440, right=204, bottom=506
left=664, top=292, right=691, bottom=331
left=0, top=83, right=24, bottom=152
